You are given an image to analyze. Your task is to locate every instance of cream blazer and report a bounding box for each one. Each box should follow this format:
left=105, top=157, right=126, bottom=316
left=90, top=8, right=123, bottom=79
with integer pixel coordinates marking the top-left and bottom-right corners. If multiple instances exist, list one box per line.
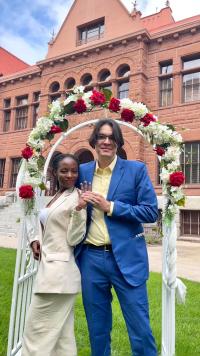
left=29, top=188, right=86, bottom=294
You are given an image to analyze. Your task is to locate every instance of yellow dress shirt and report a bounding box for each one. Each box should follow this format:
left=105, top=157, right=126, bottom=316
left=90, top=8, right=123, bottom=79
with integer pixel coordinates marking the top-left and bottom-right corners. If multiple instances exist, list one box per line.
left=85, top=156, right=117, bottom=246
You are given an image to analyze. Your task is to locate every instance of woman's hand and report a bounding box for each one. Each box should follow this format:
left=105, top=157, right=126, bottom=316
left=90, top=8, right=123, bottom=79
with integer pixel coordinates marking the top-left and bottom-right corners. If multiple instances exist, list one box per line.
left=76, top=181, right=92, bottom=211
left=31, top=240, right=41, bottom=260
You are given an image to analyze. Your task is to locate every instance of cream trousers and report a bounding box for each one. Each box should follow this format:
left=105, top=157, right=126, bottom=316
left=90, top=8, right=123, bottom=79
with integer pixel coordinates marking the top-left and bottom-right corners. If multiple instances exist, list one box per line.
left=21, top=293, right=77, bottom=356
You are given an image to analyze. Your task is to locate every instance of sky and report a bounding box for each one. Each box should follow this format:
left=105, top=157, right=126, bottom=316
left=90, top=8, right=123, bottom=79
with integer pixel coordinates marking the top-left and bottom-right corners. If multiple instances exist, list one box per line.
left=0, top=0, right=199, bottom=65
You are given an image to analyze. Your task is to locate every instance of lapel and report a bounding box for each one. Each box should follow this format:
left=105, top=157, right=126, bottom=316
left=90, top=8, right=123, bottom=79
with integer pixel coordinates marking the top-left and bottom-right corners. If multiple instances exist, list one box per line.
left=107, top=157, right=125, bottom=200
left=83, top=161, right=96, bottom=184
left=43, top=189, right=74, bottom=234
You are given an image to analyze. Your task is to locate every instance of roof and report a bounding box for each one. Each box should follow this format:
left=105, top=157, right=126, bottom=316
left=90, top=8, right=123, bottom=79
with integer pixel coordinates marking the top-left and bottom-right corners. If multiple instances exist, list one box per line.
left=0, top=47, right=30, bottom=76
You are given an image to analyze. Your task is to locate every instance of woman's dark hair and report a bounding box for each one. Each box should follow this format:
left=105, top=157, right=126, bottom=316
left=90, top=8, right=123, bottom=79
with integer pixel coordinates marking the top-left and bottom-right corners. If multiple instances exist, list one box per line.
left=52, top=153, right=79, bottom=172
left=89, top=119, right=124, bottom=149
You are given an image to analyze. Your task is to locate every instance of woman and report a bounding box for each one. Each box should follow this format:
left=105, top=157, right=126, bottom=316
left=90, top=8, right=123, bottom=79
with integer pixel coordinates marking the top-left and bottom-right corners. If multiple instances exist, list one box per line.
left=21, top=153, right=86, bottom=356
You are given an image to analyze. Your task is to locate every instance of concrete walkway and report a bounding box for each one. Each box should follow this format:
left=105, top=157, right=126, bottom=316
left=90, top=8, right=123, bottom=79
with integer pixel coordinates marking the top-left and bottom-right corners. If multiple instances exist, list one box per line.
left=148, top=241, right=200, bottom=283
left=0, top=236, right=199, bottom=282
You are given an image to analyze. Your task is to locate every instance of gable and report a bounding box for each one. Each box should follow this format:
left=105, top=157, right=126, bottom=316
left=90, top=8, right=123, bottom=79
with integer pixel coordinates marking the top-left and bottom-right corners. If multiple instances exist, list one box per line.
left=0, top=47, right=29, bottom=76
left=47, top=0, right=144, bottom=59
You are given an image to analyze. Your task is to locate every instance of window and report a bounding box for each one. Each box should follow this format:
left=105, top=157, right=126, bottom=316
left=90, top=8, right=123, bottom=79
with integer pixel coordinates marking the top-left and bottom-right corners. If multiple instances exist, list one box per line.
left=98, top=70, right=111, bottom=82
left=0, top=159, right=6, bottom=188
left=15, top=107, right=28, bottom=130
left=180, top=142, right=200, bottom=184
left=78, top=18, right=104, bottom=45
left=16, top=95, right=28, bottom=106
left=33, top=91, right=40, bottom=102
left=10, top=158, right=21, bottom=188
left=49, top=82, right=60, bottom=93
left=49, top=94, right=61, bottom=103
left=81, top=74, right=93, bottom=86
left=116, top=64, right=130, bottom=99
left=182, top=55, right=200, bottom=103
left=160, top=77, right=173, bottom=106
left=4, top=98, right=11, bottom=108
left=15, top=95, right=28, bottom=130
left=117, top=65, right=130, bottom=78
left=117, top=81, right=129, bottom=99
left=65, top=78, right=76, bottom=90
left=181, top=210, right=200, bottom=237
left=159, top=61, right=173, bottom=107
left=32, top=104, right=39, bottom=127
left=3, top=111, right=11, bottom=132
left=183, top=72, right=200, bottom=102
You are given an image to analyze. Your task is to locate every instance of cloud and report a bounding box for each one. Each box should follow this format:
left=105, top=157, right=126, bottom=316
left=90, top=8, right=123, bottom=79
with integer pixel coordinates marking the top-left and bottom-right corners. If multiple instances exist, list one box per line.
left=0, top=0, right=199, bottom=64
left=121, top=0, right=199, bottom=20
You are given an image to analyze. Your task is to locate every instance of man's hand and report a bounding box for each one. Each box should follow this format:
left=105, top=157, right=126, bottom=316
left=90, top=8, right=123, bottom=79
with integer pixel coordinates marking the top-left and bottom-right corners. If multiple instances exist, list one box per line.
left=81, top=192, right=111, bottom=213
left=31, top=240, right=41, bottom=260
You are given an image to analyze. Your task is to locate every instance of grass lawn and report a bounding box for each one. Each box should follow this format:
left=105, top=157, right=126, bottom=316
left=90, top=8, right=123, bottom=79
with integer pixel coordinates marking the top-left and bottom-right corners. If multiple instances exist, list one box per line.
left=0, top=247, right=200, bottom=356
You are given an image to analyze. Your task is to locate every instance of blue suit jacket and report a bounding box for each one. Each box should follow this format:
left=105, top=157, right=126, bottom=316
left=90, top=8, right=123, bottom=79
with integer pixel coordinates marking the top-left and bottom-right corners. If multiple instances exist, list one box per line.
left=76, top=157, right=158, bottom=287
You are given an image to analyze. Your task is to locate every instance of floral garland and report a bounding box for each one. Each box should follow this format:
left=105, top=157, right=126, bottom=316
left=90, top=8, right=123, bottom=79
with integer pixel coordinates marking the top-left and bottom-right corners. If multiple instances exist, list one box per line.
left=18, top=86, right=185, bottom=224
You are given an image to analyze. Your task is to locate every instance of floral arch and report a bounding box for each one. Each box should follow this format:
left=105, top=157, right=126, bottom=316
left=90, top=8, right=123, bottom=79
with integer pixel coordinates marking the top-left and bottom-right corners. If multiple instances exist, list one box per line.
left=9, top=86, right=186, bottom=356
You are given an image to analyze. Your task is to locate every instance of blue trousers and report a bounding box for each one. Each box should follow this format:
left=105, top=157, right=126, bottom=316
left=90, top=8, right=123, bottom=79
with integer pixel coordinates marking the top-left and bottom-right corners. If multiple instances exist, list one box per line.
left=79, top=247, right=157, bottom=356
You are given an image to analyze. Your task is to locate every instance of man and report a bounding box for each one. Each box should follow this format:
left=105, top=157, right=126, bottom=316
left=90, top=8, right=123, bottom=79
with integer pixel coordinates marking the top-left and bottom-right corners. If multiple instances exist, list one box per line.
left=77, top=118, right=158, bottom=356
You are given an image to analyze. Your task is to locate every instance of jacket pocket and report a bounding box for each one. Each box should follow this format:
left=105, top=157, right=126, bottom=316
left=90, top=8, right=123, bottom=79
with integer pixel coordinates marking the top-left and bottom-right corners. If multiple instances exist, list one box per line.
left=45, top=252, right=71, bottom=262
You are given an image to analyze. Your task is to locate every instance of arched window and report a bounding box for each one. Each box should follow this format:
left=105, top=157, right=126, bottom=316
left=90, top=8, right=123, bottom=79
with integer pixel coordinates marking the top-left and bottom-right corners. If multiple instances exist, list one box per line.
left=81, top=73, right=93, bottom=86
left=75, top=149, right=94, bottom=164
left=117, top=64, right=130, bottom=78
left=98, top=69, right=111, bottom=82
left=49, top=81, right=61, bottom=103
left=65, top=77, right=76, bottom=90
left=49, top=81, right=60, bottom=93
left=116, top=64, right=130, bottom=99
left=98, top=69, right=112, bottom=91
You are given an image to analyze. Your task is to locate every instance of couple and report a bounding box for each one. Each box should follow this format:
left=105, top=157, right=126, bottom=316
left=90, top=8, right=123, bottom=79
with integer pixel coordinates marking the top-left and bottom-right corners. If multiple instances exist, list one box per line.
left=22, top=119, right=158, bottom=356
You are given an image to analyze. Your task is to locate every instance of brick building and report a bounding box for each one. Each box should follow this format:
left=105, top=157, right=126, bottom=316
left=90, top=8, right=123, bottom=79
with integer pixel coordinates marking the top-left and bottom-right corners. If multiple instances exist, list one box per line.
left=0, top=0, right=200, bottom=238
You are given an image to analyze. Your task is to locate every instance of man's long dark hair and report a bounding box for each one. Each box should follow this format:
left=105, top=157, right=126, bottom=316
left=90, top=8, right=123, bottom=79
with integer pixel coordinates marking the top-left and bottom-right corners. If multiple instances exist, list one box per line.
left=89, top=119, right=124, bottom=149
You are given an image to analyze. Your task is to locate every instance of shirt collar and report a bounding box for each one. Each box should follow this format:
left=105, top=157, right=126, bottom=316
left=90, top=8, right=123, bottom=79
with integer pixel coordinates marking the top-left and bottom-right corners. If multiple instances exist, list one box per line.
left=95, top=155, right=117, bottom=173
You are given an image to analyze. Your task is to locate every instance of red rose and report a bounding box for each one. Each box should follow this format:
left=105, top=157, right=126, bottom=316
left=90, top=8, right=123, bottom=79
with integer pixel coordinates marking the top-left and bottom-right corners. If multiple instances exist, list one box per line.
left=19, top=185, right=35, bottom=199
left=73, top=99, right=87, bottom=114
left=49, top=125, right=62, bottom=134
left=108, top=98, right=120, bottom=112
left=169, top=171, right=185, bottom=187
left=154, top=146, right=165, bottom=156
left=21, top=145, right=33, bottom=160
left=141, top=113, right=156, bottom=127
left=90, top=90, right=106, bottom=105
left=121, top=109, right=135, bottom=123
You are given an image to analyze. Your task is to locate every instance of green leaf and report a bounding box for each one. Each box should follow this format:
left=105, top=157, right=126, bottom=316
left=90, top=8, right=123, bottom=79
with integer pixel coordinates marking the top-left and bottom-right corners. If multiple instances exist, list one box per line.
left=57, top=119, right=68, bottom=132
left=166, top=124, right=175, bottom=131
left=63, top=101, right=75, bottom=115
left=101, top=89, right=112, bottom=102
left=176, top=197, right=185, bottom=207
left=39, top=182, right=47, bottom=191
left=37, top=155, right=45, bottom=170
left=45, top=132, right=54, bottom=141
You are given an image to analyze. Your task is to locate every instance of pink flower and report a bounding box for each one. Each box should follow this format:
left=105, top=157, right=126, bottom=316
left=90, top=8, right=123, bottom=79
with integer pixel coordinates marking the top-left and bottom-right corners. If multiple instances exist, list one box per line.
left=140, top=113, right=156, bottom=127
left=169, top=171, right=185, bottom=187
left=73, top=99, right=87, bottom=113
left=90, top=90, right=106, bottom=105
left=21, top=145, right=33, bottom=160
left=121, top=109, right=135, bottom=123
left=108, top=98, right=120, bottom=112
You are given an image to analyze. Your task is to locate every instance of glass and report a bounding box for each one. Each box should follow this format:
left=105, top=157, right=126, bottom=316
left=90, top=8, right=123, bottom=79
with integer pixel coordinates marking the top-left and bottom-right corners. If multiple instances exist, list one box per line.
left=96, top=134, right=116, bottom=142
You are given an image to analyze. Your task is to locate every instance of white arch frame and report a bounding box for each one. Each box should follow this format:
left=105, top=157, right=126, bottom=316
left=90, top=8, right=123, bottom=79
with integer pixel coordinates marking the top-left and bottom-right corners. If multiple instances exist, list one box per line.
left=8, top=119, right=180, bottom=356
